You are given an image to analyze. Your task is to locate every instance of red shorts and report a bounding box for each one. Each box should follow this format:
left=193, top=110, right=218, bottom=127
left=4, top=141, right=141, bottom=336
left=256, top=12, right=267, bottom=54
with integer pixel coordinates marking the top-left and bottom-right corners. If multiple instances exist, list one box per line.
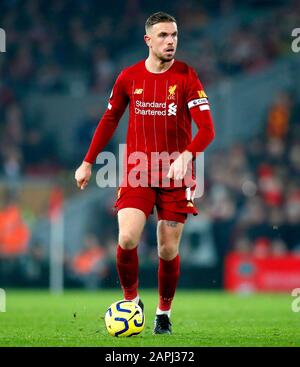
left=114, top=186, right=198, bottom=224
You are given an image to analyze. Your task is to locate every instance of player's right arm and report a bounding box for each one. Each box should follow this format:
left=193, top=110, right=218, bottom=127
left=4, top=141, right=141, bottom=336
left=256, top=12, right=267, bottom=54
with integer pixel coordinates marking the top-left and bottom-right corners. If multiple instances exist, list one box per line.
left=75, top=71, right=129, bottom=190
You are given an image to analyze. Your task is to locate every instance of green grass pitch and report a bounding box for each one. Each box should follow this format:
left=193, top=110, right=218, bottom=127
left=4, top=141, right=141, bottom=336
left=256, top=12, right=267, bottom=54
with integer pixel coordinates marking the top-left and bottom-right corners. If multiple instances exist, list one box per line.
left=0, top=289, right=299, bottom=346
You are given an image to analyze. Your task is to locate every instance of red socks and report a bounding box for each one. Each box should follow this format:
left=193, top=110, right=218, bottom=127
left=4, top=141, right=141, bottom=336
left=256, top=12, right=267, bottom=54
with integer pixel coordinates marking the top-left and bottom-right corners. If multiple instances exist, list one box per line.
left=116, top=245, right=180, bottom=311
left=116, top=245, right=139, bottom=300
left=158, top=255, right=180, bottom=311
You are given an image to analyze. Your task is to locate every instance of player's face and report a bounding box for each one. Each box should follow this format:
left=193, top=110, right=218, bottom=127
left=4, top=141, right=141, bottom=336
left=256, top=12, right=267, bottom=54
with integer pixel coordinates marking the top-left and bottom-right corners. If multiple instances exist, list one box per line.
left=145, top=22, right=178, bottom=62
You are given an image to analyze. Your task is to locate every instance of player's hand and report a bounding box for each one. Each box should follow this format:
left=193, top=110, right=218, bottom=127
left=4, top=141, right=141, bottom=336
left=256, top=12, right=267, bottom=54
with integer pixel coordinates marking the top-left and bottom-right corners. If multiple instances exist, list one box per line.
left=75, top=161, right=92, bottom=190
left=167, top=150, right=193, bottom=180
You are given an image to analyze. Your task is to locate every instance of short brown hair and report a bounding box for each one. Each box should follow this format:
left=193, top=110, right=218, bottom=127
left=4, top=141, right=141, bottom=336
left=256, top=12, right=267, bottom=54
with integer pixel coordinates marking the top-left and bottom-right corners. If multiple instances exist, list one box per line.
left=145, top=12, right=176, bottom=33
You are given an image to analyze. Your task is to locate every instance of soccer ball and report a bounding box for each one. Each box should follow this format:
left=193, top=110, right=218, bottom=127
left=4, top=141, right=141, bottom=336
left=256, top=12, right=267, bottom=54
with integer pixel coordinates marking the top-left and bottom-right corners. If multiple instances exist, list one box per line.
left=104, top=300, right=145, bottom=337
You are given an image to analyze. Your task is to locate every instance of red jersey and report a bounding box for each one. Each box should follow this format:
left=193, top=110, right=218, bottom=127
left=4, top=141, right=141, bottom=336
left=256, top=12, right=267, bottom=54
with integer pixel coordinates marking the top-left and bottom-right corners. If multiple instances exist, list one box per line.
left=84, top=59, right=214, bottom=187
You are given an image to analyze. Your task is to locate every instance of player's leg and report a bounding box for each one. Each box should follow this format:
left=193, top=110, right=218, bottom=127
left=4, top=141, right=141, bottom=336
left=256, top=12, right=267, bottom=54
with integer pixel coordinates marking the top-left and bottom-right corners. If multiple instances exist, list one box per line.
left=114, top=186, right=156, bottom=305
left=157, top=217, right=184, bottom=312
left=116, top=208, right=146, bottom=303
left=154, top=212, right=186, bottom=334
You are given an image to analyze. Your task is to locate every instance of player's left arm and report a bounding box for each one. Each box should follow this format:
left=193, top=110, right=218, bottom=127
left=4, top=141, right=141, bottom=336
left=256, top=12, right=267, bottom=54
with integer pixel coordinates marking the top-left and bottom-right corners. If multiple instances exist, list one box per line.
left=167, top=68, right=215, bottom=180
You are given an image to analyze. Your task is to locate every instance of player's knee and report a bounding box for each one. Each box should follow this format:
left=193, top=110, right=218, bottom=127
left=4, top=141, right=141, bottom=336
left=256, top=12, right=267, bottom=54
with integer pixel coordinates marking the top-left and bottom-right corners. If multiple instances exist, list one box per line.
left=158, top=243, right=178, bottom=260
left=119, top=232, right=138, bottom=250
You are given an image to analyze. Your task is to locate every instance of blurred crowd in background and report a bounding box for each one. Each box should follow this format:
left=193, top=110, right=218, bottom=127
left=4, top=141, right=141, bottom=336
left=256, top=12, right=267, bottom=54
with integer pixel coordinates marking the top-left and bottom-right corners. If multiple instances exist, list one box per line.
left=0, top=0, right=300, bottom=288
left=206, top=91, right=300, bottom=256
left=1, top=0, right=299, bottom=174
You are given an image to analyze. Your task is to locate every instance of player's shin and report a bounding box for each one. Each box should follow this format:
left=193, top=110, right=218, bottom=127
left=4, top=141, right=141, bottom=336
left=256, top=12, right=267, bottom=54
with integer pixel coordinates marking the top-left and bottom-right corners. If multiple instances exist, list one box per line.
left=157, top=254, right=180, bottom=315
left=116, top=245, right=139, bottom=301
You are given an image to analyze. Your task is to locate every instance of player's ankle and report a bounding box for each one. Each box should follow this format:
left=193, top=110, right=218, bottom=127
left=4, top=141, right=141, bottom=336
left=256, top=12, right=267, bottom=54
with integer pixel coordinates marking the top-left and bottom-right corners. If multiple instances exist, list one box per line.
left=125, top=295, right=140, bottom=304
left=156, top=307, right=171, bottom=318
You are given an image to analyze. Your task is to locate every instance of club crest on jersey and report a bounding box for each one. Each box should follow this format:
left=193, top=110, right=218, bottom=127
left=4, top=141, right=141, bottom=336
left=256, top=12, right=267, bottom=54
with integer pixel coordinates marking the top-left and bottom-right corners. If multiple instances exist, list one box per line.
left=168, top=85, right=177, bottom=100
left=134, top=88, right=143, bottom=94
left=198, top=90, right=207, bottom=98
